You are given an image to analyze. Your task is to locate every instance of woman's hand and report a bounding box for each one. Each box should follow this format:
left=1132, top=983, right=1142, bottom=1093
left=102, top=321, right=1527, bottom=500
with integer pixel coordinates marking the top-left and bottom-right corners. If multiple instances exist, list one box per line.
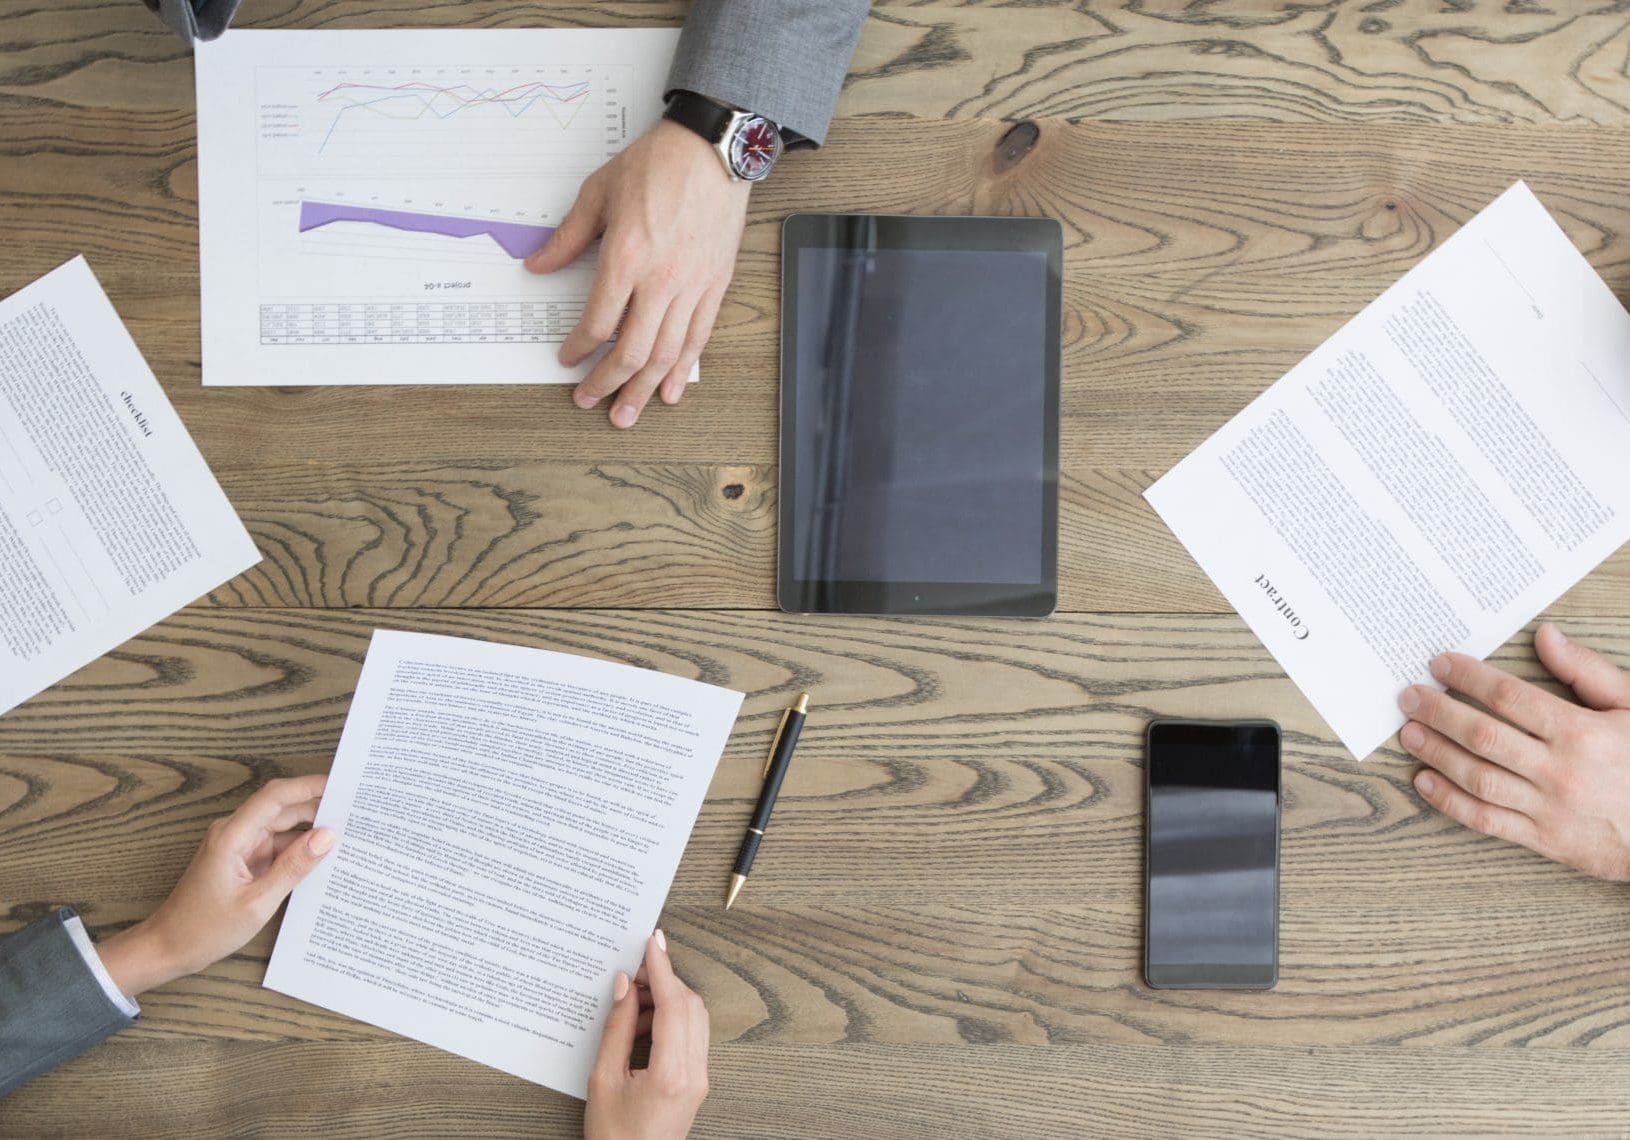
left=1400, top=623, right=1630, bottom=880
left=97, top=775, right=333, bottom=997
left=584, top=930, right=710, bottom=1140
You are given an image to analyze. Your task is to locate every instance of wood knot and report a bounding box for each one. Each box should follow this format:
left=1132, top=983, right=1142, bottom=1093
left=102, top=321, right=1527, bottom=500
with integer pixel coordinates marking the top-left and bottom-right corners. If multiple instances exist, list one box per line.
left=993, top=121, right=1040, bottom=174
left=721, top=483, right=745, bottom=500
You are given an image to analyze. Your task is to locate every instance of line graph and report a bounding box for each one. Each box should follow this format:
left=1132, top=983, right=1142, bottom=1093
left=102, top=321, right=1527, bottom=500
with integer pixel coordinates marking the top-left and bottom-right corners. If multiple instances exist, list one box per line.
left=313, top=78, right=593, bottom=153
left=256, top=63, right=627, bottom=179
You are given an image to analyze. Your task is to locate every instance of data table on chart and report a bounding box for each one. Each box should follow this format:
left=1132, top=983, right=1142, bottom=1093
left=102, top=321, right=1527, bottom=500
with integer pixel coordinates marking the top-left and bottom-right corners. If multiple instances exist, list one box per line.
left=195, top=29, right=679, bottom=384
left=257, top=299, right=586, bottom=344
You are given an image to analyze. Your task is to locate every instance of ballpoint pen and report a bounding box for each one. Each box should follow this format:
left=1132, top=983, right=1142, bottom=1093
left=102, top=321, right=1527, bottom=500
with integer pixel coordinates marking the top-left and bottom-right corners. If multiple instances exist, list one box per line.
left=725, top=692, right=809, bottom=910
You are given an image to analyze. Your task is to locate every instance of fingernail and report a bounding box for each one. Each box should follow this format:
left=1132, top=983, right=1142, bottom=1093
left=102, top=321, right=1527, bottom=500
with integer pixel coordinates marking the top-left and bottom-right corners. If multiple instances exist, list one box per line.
left=1430, top=655, right=1452, bottom=681
left=1398, top=687, right=1420, bottom=714
left=572, top=389, right=597, bottom=410
left=1415, top=771, right=1436, bottom=796
left=614, top=971, right=630, bottom=1001
left=1548, top=624, right=1567, bottom=644
left=611, top=404, right=637, bottom=429
left=1400, top=723, right=1425, bottom=751
left=653, top=928, right=667, bottom=952
left=309, top=827, right=335, bottom=856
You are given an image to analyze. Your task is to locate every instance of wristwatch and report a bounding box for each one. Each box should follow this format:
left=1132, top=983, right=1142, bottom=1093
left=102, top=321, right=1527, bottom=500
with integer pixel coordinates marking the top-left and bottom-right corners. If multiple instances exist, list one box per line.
left=662, top=91, right=784, bottom=183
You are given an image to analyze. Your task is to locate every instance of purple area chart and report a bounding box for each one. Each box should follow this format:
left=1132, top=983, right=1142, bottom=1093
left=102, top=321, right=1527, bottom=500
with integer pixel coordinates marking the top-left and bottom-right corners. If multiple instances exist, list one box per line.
left=297, top=200, right=556, bottom=259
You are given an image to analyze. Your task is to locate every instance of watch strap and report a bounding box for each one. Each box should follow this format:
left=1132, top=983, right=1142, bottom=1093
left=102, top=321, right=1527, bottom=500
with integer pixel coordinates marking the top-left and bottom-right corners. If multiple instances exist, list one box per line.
left=662, top=91, right=735, bottom=145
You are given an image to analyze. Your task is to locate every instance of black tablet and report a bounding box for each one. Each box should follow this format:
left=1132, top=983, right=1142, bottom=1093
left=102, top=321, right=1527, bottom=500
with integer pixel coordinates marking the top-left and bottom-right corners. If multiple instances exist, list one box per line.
left=778, top=213, right=1062, bottom=616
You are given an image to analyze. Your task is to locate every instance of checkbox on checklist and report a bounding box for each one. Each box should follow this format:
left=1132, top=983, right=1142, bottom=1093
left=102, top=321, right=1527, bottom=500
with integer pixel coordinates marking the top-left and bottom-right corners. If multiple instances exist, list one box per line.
left=27, top=510, right=43, bottom=526
left=46, top=498, right=62, bottom=514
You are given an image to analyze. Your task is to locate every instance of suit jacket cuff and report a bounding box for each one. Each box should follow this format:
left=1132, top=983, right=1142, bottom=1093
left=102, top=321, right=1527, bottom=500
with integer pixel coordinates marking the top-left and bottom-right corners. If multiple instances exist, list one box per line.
left=145, top=0, right=243, bottom=41
left=62, top=915, right=141, bottom=1019
left=0, top=908, right=138, bottom=1097
left=665, top=0, right=869, bottom=147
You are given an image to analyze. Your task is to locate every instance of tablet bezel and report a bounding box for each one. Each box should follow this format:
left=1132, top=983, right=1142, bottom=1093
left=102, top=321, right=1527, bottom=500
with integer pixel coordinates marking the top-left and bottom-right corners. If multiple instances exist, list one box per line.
left=778, top=213, right=1062, bottom=617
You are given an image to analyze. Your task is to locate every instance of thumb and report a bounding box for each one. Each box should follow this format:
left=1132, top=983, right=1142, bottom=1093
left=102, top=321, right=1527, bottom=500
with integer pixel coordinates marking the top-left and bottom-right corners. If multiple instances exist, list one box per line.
left=591, top=972, right=639, bottom=1086
left=256, top=827, right=335, bottom=904
left=1537, top=623, right=1630, bottom=711
left=525, top=185, right=602, bottom=274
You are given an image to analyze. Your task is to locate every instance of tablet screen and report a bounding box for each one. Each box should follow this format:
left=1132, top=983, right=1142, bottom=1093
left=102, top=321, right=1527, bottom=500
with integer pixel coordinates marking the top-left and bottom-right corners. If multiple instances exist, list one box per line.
left=780, top=215, right=1059, bottom=615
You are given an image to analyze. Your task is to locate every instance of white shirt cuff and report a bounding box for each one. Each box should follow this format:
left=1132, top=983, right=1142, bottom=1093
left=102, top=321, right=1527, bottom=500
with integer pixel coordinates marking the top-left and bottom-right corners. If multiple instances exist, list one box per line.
left=63, top=915, right=141, bottom=1019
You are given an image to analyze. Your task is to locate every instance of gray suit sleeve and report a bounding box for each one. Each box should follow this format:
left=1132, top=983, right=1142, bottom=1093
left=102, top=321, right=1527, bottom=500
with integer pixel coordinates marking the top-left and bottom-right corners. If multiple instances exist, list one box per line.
left=0, top=908, right=137, bottom=1097
left=143, top=0, right=242, bottom=41
left=666, top=0, right=871, bottom=146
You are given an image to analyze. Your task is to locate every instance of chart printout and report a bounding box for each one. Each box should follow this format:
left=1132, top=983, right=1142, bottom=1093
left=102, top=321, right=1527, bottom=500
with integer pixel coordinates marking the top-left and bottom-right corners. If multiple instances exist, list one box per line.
left=195, top=29, right=680, bottom=385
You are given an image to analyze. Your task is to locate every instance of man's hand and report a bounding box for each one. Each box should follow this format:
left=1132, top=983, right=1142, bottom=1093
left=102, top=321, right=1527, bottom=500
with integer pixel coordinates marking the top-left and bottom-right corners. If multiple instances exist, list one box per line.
left=526, top=120, right=751, bottom=429
left=585, top=930, right=709, bottom=1140
left=97, top=775, right=333, bottom=998
left=1399, top=622, right=1630, bottom=880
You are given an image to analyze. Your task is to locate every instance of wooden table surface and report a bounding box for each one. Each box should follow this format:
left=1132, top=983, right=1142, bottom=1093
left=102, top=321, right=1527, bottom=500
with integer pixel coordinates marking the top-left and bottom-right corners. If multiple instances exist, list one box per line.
left=6, top=1, right=1630, bottom=1135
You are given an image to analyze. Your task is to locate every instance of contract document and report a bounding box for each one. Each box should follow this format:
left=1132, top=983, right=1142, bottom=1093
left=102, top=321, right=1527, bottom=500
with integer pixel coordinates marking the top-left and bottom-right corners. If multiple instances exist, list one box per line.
left=195, top=28, right=680, bottom=385
left=1146, top=182, right=1630, bottom=759
left=265, top=630, right=743, bottom=1099
left=0, top=257, right=259, bottom=717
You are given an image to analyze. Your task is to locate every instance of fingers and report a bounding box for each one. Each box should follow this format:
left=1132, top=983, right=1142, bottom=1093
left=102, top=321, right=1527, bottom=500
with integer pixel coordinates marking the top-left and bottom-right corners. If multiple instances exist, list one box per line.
left=607, top=299, right=693, bottom=428
left=1398, top=683, right=1545, bottom=779
left=525, top=182, right=603, bottom=275
left=642, top=929, right=685, bottom=1006
left=1428, top=652, right=1571, bottom=741
left=251, top=826, right=335, bottom=907
left=1537, top=622, right=1630, bottom=712
left=659, top=285, right=723, bottom=406
left=1400, top=720, right=1539, bottom=814
left=265, top=797, right=320, bottom=836
left=221, top=775, right=328, bottom=846
left=643, top=930, right=709, bottom=1088
left=561, top=269, right=631, bottom=371
left=590, top=971, right=640, bottom=1089
left=1414, top=768, right=1543, bottom=853
left=571, top=288, right=667, bottom=415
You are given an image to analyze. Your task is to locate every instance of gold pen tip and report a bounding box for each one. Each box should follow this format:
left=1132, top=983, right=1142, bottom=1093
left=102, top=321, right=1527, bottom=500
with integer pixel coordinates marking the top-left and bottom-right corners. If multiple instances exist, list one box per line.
left=725, top=873, right=747, bottom=911
left=793, top=692, right=809, bottom=714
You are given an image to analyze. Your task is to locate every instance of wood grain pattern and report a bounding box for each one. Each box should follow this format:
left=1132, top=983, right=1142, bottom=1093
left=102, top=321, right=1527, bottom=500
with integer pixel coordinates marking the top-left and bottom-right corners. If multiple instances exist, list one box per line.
left=851, top=2, right=1630, bottom=127
left=7, top=0, right=1630, bottom=1135
left=191, top=459, right=1630, bottom=613
left=9, top=1039, right=1630, bottom=1138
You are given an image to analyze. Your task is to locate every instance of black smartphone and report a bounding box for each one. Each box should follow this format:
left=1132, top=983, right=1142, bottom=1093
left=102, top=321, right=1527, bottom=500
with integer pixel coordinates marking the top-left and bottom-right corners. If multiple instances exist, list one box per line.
left=1144, top=719, right=1281, bottom=990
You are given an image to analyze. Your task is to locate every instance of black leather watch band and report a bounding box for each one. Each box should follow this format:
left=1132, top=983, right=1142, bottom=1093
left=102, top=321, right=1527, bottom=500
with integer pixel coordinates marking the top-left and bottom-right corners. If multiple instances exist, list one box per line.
left=662, top=91, right=735, bottom=145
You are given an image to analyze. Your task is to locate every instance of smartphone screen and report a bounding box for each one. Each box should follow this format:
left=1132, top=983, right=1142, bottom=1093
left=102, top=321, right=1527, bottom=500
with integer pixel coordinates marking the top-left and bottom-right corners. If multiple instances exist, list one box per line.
left=1144, top=720, right=1280, bottom=989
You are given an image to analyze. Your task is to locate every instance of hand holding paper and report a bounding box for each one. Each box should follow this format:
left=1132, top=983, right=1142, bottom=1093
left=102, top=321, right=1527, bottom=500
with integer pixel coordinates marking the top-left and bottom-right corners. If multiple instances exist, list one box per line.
left=585, top=931, right=711, bottom=1140
left=264, top=630, right=742, bottom=1100
left=97, top=777, right=333, bottom=999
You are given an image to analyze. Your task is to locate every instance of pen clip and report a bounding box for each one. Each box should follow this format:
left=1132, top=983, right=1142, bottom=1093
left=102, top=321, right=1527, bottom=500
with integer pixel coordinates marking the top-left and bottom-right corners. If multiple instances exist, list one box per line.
left=763, top=707, right=792, bottom=780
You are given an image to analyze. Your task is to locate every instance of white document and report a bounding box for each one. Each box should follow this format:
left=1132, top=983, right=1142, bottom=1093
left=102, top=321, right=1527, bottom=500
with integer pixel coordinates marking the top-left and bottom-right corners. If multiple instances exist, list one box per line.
left=1146, top=182, right=1630, bottom=759
left=195, top=29, right=680, bottom=385
left=0, top=257, right=259, bottom=716
left=265, top=630, right=743, bottom=1099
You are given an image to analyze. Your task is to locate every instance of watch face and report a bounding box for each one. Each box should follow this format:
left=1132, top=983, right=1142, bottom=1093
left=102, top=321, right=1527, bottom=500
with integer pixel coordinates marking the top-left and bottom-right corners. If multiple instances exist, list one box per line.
left=728, top=115, right=782, bottom=181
